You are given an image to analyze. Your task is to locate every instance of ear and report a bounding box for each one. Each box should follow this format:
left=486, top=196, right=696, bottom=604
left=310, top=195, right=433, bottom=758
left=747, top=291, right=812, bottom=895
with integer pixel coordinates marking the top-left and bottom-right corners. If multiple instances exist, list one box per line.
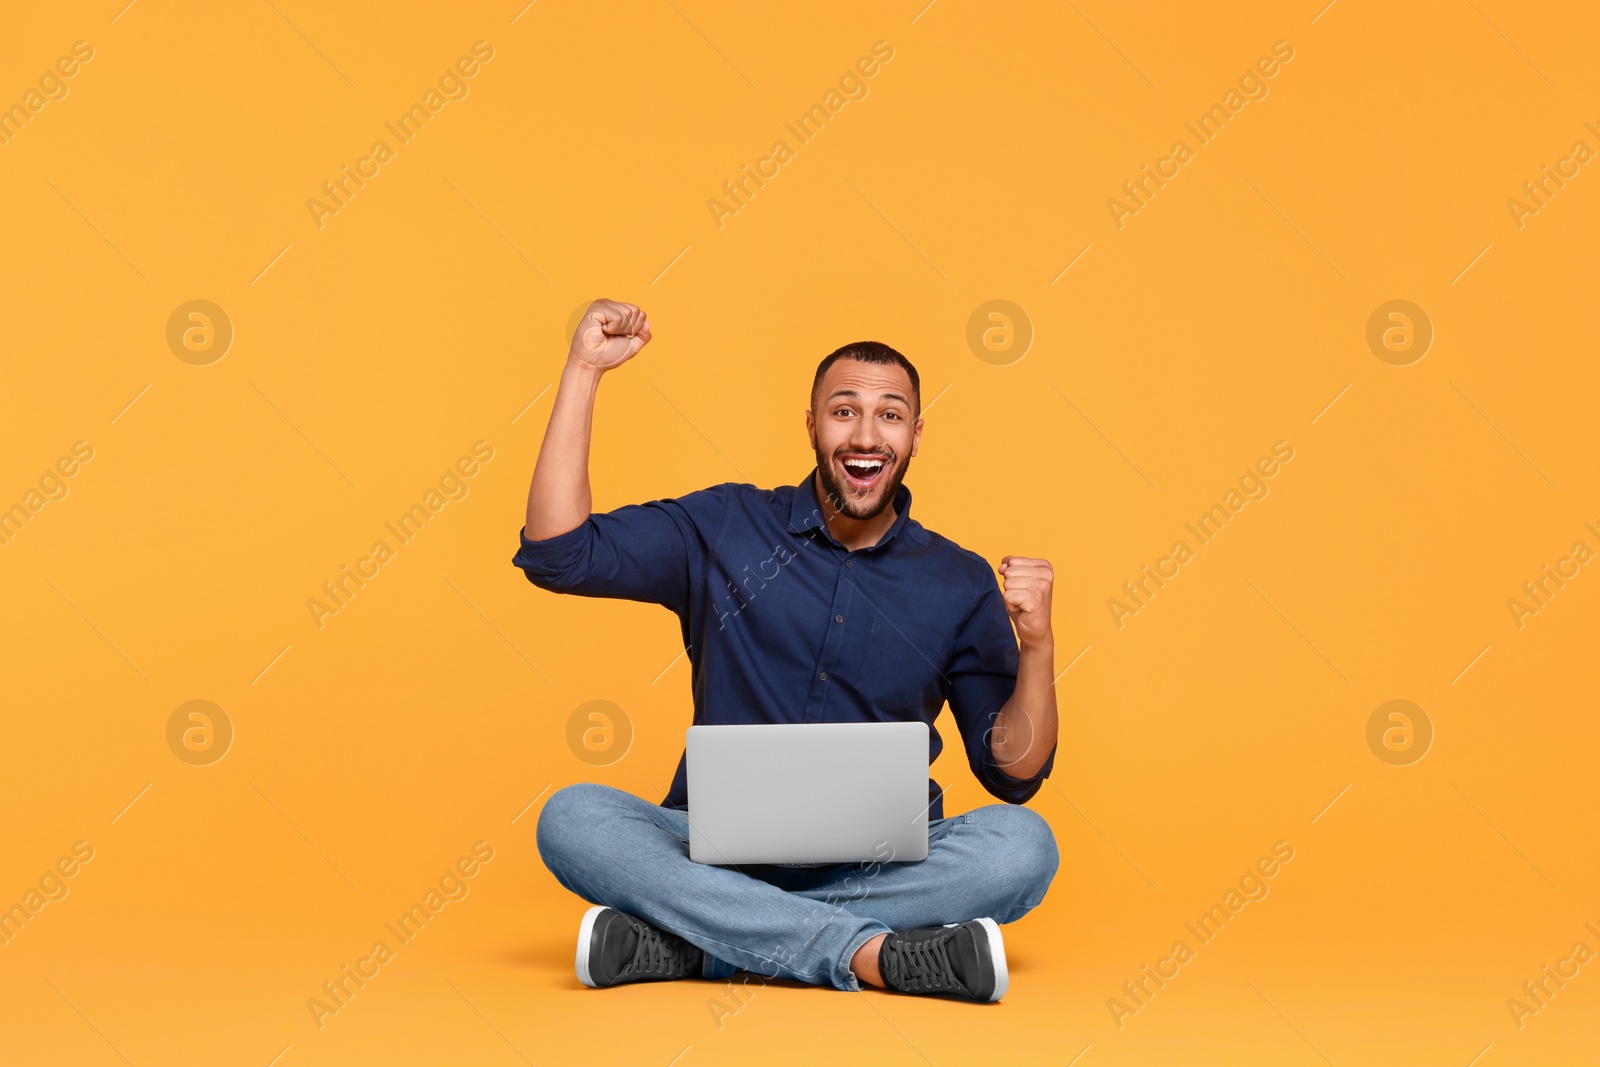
left=805, top=408, right=816, bottom=449
left=910, top=416, right=923, bottom=458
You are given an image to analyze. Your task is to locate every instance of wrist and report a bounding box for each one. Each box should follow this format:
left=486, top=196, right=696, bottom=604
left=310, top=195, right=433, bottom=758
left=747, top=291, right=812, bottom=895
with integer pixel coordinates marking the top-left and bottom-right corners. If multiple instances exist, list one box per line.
left=1019, top=635, right=1055, bottom=657
left=562, top=357, right=606, bottom=382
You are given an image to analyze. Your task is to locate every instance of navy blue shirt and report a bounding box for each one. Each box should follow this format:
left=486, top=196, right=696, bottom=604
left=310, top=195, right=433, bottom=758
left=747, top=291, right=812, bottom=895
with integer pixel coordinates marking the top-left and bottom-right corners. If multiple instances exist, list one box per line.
left=512, top=468, right=1056, bottom=820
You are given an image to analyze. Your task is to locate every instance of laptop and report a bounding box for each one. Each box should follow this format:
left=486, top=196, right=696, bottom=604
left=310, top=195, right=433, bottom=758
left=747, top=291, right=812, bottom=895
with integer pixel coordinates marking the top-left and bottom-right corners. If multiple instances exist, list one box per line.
left=685, top=721, right=931, bottom=865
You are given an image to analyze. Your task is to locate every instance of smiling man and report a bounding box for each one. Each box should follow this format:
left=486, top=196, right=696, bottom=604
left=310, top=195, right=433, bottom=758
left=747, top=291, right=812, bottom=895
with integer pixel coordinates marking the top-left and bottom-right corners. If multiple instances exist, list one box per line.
left=520, top=299, right=1060, bottom=1002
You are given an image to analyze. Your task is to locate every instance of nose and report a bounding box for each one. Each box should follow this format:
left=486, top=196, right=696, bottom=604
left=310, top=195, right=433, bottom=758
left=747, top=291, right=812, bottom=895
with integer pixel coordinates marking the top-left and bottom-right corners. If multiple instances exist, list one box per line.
left=847, top=419, right=884, bottom=453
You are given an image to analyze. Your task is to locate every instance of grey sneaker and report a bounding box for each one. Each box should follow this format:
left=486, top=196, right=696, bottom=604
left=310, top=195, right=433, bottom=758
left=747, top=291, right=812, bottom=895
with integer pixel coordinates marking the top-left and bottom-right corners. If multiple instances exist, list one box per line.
left=878, top=917, right=1008, bottom=1002
left=575, top=906, right=705, bottom=988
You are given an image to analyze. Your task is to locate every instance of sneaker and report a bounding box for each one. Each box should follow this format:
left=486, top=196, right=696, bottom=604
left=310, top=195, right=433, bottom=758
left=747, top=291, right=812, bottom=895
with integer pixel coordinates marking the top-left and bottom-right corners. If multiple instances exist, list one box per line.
left=575, top=905, right=705, bottom=988
left=877, top=917, right=1008, bottom=1002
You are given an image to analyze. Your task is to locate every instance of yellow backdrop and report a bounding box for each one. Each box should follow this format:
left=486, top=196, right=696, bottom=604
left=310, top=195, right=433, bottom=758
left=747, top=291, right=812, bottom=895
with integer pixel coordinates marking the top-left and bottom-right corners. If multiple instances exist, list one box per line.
left=2, top=1, right=1596, bottom=1064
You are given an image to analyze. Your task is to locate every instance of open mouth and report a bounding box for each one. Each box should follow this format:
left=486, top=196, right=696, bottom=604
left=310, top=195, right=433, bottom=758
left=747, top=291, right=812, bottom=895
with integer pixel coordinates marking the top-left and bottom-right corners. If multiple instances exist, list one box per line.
left=839, top=454, right=889, bottom=490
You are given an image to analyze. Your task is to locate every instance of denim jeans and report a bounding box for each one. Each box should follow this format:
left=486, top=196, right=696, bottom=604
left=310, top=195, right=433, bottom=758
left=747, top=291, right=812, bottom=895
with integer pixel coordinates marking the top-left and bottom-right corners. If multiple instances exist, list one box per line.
left=536, top=782, right=1060, bottom=991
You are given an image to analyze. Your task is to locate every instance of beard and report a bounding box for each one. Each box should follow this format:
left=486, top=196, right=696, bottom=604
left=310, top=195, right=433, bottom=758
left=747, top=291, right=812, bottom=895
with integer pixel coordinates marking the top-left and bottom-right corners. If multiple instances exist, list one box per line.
left=815, top=445, right=913, bottom=521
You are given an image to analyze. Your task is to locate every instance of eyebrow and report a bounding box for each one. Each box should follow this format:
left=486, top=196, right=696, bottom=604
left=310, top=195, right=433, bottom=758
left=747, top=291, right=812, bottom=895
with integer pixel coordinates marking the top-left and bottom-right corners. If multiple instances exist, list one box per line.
left=826, top=388, right=911, bottom=407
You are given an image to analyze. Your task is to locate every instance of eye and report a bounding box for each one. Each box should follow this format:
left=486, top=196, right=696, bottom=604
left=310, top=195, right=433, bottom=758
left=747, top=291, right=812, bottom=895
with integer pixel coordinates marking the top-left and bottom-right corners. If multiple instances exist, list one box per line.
left=882, top=411, right=900, bottom=421
left=833, top=407, right=854, bottom=417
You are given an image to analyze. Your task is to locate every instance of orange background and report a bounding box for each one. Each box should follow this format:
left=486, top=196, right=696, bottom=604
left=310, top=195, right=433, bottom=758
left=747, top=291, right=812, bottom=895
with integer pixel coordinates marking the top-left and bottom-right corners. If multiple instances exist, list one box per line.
left=2, top=1, right=1597, bottom=1064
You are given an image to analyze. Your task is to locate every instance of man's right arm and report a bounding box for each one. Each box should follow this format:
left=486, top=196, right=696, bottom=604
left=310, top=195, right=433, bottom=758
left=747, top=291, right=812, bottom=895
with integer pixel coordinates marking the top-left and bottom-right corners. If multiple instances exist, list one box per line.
left=524, top=299, right=651, bottom=539
left=515, top=300, right=701, bottom=610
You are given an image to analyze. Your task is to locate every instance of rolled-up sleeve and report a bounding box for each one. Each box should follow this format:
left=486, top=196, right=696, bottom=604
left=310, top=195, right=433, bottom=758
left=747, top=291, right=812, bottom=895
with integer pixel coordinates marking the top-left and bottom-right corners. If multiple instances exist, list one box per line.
left=945, top=576, right=1056, bottom=804
left=513, top=492, right=715, bottom=612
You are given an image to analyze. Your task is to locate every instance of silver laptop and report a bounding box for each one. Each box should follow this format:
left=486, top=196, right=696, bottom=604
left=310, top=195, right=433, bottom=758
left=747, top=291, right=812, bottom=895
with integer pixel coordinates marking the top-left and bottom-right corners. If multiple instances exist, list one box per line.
left=685, top=721, right=931, bottom=865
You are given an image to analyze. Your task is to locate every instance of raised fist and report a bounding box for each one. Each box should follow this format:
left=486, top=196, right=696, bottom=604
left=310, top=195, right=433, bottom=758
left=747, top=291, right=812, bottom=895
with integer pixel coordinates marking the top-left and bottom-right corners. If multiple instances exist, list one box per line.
left=999, top=556, right=1054, bottom=650
left=569, top=299, right=652, bottom=371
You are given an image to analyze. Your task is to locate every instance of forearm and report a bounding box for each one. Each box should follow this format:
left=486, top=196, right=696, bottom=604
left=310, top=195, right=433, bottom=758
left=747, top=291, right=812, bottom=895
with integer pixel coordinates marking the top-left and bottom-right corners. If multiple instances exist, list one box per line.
left=990, top=639, right=1058, bottom=780
left=524, top=360, right=606, bottom=540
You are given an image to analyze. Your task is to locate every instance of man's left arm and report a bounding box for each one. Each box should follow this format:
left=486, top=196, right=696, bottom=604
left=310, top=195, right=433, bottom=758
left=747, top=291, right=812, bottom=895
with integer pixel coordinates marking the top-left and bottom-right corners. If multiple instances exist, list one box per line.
left=945, top=556, right=1059, bottom=803
left=990, top=555, right=1057, bottom=780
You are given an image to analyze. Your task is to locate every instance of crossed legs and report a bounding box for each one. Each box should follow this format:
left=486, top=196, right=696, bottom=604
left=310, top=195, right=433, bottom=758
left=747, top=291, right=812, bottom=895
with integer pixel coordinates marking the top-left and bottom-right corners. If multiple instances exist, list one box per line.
left=536, top=782, right=1059, bottom=992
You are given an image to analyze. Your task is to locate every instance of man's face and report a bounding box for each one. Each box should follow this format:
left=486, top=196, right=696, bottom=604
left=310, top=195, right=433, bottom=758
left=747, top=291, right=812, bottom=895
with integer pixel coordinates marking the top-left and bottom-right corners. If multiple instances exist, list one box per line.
left=807, top=359, right=922, bottom=521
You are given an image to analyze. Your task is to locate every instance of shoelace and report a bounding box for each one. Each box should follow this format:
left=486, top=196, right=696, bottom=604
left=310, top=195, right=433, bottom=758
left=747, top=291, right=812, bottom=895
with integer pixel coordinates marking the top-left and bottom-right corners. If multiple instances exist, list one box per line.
left=625, top=918, right=698, bottom=977
left=884, top=934, right=969, bottom=995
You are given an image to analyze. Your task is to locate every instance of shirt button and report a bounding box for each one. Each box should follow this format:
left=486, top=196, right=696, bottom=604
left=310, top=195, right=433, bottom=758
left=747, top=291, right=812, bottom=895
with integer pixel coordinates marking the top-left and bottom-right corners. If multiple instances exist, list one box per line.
left=834, top=614, right=843, bottom=623
left=846, top=559, right=854, bottom=569
left=819, top=672, right=828, bottom=681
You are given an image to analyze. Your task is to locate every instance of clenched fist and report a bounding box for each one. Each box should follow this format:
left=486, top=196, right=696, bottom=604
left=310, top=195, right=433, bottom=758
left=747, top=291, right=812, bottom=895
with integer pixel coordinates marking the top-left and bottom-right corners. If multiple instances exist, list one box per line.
left=569, top=299, right=652, bottom=371
left=999, top=556, right=1054, bottom=650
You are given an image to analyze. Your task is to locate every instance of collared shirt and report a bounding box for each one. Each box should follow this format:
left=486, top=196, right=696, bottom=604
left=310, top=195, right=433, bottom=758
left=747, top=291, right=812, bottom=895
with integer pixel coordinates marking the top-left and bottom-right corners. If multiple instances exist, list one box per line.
left=512, top=468, right=1056, bottom=820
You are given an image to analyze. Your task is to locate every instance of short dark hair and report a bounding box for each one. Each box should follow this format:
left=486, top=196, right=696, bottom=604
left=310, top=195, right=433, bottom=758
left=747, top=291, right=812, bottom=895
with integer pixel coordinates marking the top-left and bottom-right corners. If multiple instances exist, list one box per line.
left=811, top=341, right=921, bottom=417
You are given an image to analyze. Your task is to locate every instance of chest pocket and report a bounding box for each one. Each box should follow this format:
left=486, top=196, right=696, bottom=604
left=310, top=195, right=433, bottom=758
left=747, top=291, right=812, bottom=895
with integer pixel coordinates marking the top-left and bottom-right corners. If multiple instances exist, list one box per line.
left=859, top=609, right=950, bottom=711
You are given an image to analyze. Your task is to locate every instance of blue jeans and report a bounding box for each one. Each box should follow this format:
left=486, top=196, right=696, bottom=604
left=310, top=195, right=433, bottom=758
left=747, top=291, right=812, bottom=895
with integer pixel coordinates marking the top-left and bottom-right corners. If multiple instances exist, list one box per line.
left=536, top=782, right=1060, bottom=992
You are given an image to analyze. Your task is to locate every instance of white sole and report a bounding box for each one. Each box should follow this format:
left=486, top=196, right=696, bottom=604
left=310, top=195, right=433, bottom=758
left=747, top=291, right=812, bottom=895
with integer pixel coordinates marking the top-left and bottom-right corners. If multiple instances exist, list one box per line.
left=945, top=917, right=1008, bottom=1001
left=976, top=916, right=1008, bottom=1001
left=575, top=905, right=608, bottom=988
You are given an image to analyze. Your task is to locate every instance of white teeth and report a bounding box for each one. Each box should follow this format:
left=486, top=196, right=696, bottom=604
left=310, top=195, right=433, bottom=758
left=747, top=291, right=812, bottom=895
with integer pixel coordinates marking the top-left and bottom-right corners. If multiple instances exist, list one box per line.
left=843, top=458, right=884, bottom=479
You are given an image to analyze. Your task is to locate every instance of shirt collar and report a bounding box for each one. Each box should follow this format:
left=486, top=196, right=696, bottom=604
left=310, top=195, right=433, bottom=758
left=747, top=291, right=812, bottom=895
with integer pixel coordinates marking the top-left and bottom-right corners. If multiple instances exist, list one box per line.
left=787, top=466, right=917, bottom=551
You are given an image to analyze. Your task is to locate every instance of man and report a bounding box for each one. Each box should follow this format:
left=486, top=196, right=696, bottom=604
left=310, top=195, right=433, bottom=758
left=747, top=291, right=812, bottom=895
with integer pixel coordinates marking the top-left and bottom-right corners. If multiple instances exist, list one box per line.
left=519, top=299, right=1060, bottom=1002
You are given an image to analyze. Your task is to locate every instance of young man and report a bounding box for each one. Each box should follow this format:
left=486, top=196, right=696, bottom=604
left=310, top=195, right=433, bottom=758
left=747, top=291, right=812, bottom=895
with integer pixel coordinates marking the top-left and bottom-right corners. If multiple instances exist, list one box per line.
left=519, top=299, right=1060, bottom=1001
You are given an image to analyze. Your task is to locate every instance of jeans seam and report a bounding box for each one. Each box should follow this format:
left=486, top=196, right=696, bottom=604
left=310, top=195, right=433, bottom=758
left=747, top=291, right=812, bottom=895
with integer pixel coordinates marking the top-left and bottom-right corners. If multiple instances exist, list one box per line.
left=659, top=920, right=865, bottom=986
